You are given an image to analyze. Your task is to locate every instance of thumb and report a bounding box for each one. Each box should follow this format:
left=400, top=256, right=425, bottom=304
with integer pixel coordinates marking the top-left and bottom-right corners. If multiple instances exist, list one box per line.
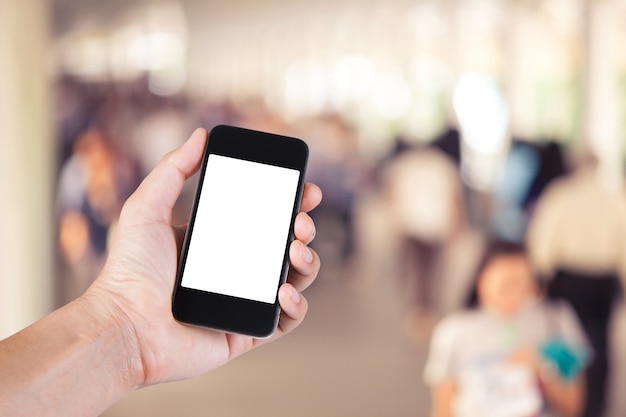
left=123, top=128, right=207, bottom=224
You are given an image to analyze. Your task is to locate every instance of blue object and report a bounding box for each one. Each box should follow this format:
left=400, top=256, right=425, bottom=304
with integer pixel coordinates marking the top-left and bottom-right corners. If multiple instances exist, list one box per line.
left=540, top=338, right=586, bottom=380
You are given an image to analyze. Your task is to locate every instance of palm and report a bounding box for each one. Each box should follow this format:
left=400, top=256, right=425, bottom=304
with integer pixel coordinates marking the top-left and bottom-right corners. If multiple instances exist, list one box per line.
left=99, top=218, right=235, bottom=384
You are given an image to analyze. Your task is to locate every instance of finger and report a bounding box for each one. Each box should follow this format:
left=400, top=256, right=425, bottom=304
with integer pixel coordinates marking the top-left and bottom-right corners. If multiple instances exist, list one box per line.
left=300, top=183, right=322, bottom=213
left=287, top=240, right=320, bottom=292
left=294, top=212, right=316, bottom=245
left=125, top=128, right=208, bottom=223
left=275, top=283, right=308, bottom=335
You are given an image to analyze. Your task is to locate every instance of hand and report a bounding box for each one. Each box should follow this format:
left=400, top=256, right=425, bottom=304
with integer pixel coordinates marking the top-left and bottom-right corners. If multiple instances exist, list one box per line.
left=507, top=347, right=585, bottom=417
left=83, top=128, right=322, bottom=387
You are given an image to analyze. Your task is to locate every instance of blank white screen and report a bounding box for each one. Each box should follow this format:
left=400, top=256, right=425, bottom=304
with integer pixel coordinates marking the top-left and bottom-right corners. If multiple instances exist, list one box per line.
left=181, top=154, right=300, bottom=304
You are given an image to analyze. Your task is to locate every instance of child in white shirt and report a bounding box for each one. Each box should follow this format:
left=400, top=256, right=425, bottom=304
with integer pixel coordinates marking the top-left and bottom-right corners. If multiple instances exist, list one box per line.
left=424, top=241, right=590, bottom=417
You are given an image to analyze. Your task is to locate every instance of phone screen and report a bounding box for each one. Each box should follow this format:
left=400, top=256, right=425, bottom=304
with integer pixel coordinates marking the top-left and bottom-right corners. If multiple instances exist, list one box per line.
left=180, top=154, right=301, bottom=304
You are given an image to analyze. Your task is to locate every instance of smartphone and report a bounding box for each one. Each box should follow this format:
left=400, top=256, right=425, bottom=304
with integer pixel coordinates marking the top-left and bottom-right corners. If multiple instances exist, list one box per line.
left=172, top=125, right=309, bottom=338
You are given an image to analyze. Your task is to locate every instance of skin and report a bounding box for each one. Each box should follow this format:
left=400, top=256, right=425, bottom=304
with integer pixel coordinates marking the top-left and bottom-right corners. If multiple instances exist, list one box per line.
left=431, top=254, right=584, bottom=417
left=478, top=255, right=538, bottom=317
left=0, top=128, right=323, bottom=417
left=431, top=380, right=456, bottom=417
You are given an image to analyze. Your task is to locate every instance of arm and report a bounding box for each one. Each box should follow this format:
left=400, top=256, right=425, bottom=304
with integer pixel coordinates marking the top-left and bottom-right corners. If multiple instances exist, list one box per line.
left=509, top=348, right=585, bottom=417
left=0, top=128, right=322, bottom=416
left=424, top=316, right=459, bottom=417
left=541, top=374, right=585, bottom=417
left=0, top=295, right=139, bottom=417
left=540, top=301, right=590, bottom=417
left=430, top=380, right=456, bottom=417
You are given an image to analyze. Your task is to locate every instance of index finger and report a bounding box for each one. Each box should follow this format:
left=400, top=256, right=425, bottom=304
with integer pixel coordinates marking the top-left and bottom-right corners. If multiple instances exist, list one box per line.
left=300, top=183, right=322, bottom=213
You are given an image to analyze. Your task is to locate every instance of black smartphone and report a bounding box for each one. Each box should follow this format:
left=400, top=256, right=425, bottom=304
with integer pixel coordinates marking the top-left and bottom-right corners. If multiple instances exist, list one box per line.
left=172, top=125, right=309, bottom=338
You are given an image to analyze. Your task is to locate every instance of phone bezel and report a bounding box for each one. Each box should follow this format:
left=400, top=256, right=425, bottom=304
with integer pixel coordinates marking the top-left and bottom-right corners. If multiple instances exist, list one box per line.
left=172, top=125, right=309, bottom=338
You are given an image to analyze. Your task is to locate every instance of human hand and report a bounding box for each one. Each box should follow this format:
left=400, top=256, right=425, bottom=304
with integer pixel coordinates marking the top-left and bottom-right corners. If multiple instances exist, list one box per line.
left=82, top=128, right=322, bottom=388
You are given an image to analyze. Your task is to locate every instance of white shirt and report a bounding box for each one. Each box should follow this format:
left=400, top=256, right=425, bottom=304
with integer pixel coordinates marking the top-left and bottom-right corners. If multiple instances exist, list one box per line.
left=423, top=301, right=589, bottom=417
left=385, top=148, right=461, bottom=243
left=526, top=168, right=626, bottom=280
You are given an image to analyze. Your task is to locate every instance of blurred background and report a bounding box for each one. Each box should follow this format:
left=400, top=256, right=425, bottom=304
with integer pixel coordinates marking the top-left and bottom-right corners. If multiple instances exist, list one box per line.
left=1, top=0, right=625, bottom=416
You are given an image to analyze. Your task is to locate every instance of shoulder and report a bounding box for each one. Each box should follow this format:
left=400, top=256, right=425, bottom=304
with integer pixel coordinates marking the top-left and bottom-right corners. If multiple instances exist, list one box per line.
left=541, top=300, right=590, bottom=349
left=434, top=311, right=470, bottom=331
left=534, top=176, right=574, bottom=208
left=431, top=311, right=483, bottom=343
left=424, top=313, right=465, bottom=384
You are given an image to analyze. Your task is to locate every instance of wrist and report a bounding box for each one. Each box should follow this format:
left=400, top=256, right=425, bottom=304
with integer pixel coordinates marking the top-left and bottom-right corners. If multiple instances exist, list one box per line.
left=79, top=283, right=146, bottom=392
left=0, top=286, right=146, bottom=417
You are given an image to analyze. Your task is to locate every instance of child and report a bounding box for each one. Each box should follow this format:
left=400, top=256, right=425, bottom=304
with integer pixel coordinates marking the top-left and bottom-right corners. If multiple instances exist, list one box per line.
left=423, top=241, right=590, bottom=417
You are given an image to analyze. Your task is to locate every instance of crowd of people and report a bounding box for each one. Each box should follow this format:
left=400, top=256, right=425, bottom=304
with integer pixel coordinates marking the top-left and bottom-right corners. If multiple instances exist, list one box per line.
left=52, top=75, right=625, bottom=417
left=382, top=140, right=625, bottom=417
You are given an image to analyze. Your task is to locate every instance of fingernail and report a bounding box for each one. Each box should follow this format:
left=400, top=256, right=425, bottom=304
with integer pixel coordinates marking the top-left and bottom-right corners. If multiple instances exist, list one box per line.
left=301, top=243, right=313, bottom=263
left=290, top=286, right=301, bottom=304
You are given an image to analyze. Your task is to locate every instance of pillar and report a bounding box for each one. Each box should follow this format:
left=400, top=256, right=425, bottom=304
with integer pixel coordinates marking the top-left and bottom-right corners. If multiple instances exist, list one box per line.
left=0, top=0, right=54, bottom=337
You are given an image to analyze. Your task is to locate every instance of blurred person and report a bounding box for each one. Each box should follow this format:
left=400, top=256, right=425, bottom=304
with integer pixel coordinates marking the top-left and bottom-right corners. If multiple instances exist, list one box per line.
left=526, top=154, right=626, bottom=417
left=424, top=241, right=590, bottom=417
left=522, top=140, right=568, bottom=208
left=490, top=140, right=542, bottom=242
left=55, top=76, right=93, bottom=163
left=0, top=129, right=322, bottom=417
left=56, top=129, right=125, bottom=301
left=302, top=114, right=365, bottom=266
left=383, top=146, right=484, bottom=337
